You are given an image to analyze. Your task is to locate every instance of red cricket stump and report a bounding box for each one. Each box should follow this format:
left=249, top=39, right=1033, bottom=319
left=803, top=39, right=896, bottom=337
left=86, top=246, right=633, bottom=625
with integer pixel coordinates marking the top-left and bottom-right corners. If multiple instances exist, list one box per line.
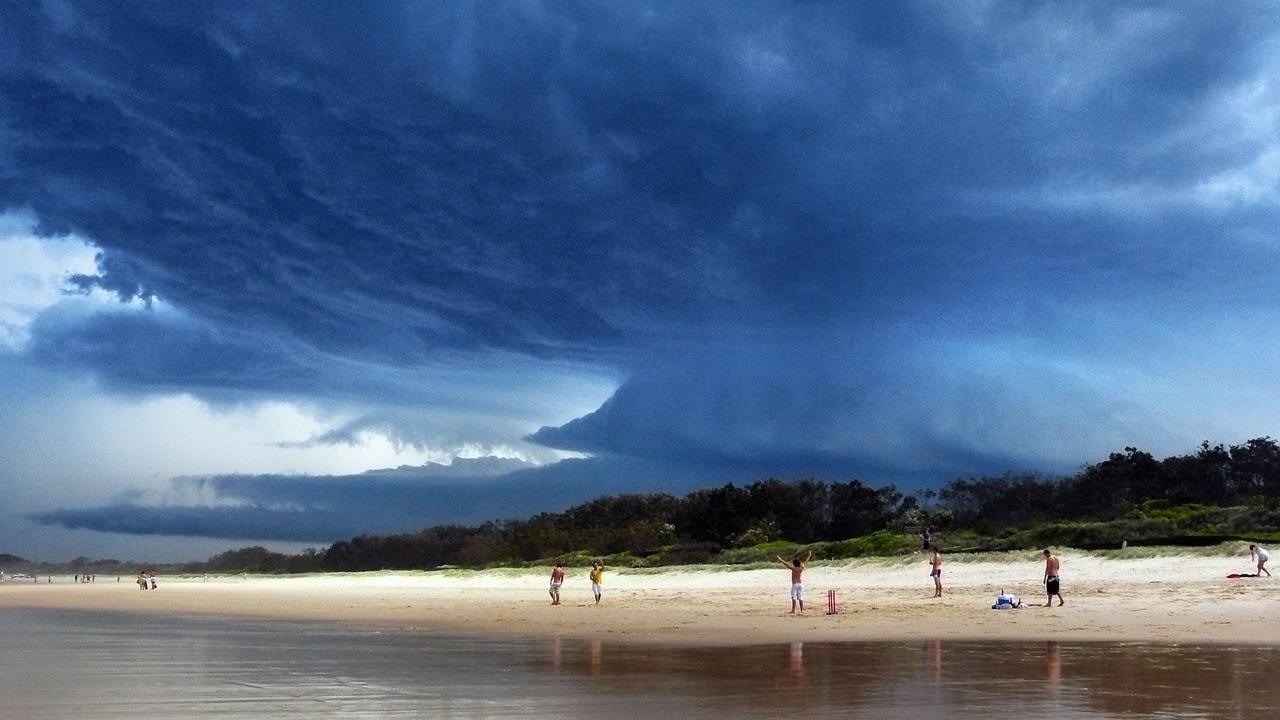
left=826, top=589, right=839, bottom=615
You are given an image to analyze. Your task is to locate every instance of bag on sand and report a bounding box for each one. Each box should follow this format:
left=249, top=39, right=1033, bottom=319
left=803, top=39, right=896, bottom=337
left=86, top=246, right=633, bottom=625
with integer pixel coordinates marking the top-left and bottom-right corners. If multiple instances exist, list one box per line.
left=992, top=592, right=1020, bottom=609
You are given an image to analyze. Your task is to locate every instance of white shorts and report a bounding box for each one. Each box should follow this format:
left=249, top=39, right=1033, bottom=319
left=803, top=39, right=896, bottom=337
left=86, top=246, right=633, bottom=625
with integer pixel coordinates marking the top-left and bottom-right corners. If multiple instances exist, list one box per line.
left=790, top=583, right=804, bottom=601
left=592, top=583, right=602, bottom=595
left=549, top=581, right=562, bottom=592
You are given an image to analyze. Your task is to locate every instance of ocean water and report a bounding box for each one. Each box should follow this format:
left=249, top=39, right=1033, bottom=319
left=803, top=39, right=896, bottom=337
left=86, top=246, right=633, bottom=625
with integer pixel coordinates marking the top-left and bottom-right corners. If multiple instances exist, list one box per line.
left=0, top=608, right=1276, bottom=718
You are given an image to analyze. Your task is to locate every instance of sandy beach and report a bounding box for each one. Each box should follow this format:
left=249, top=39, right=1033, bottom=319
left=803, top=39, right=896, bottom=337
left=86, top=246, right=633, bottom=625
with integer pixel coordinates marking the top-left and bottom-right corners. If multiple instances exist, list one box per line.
left=3, top=550, right=1276, bottom=646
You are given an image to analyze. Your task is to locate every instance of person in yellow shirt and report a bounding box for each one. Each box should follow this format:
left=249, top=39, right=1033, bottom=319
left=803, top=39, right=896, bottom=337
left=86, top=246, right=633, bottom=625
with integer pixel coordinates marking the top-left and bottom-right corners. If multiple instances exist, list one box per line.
left=589, top=560, right=605, bottom=604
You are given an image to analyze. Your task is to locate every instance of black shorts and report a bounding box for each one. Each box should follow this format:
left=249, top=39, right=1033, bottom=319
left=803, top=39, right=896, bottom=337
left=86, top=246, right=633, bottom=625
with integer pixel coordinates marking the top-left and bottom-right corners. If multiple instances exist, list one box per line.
left=1046, top=576, right=1060, bottom=595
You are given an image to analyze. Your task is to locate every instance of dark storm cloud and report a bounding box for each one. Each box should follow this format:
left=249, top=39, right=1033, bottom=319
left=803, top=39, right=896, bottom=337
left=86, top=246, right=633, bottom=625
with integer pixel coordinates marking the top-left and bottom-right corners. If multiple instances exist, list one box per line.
left=6, top=0, right=1280, bottom=526
left=526, top=336, right=1168, bottom=480
left=8, top=2, right=1272, bottom=374
left=31, top=455, right=736, bottom=541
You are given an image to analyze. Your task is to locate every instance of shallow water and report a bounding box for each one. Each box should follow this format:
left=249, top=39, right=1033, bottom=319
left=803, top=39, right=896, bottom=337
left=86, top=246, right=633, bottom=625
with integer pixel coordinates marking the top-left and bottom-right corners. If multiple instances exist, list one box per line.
left=0, top=609, right=1276, bottom=718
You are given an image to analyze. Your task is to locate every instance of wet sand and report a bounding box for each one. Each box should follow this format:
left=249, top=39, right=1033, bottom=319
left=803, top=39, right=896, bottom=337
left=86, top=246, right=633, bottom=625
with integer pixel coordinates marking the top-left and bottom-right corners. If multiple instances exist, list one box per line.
left=3, top=608, right=1278, bottom=718
left=3, top=550, right=1277, bottom=646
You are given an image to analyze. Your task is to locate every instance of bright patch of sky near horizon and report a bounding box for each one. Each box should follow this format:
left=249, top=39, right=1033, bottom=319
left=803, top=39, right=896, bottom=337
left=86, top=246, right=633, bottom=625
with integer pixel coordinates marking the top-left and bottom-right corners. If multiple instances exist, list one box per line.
left=2, top=1, right=1280, bottom=560
left=0, top=220, right=606, bottom=559
left=0, top=221, right=585, bottom=470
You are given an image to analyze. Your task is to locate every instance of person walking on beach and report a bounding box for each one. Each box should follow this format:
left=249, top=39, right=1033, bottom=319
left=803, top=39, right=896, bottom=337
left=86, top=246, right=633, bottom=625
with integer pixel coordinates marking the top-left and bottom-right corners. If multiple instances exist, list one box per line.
left=549, top=563, right=566, bottom=605
left=1250, top=544, right=1271, bottom=577
left=1042, top=549, right=1063, bottom=606
left=929, top=546, right=943, bottom=598
left=777, top=550, right=812, bottom=615
left=589, top=561, right=605, bottom=605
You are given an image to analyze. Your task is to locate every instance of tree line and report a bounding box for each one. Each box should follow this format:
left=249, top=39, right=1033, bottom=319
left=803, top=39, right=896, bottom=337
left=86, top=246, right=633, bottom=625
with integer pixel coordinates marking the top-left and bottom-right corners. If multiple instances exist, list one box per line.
left=190, top=437, right=1280, bottom=573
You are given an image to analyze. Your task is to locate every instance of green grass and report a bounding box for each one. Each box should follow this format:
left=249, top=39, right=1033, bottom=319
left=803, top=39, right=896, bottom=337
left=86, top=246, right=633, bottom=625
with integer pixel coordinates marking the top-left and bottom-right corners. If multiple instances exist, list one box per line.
left=204, top=502, right=1280, bottom=576
left=205, top=542, right=1270, bottom=579
left=1089, top=543, right=1240, bottom=560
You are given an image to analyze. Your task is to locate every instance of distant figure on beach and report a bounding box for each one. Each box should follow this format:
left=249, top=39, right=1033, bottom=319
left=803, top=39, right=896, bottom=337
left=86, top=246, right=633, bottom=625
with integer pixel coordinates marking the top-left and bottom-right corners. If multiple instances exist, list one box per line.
left=921, top=527, right=932, bottom=551
left=148, top=572, right=157, bottom=590
left=549, top=563, right=565, bottom=605
left=1250, top=544, right=1271, bottom=577
left=1042, top=549, right=1063, bottom=606
left=929, top=546, right=943, bottom=597
left=589, top=561, right=604, bottom=605
left=776, top=550, right=812, bottom=615
left=136, top=572, right=147, bottom=590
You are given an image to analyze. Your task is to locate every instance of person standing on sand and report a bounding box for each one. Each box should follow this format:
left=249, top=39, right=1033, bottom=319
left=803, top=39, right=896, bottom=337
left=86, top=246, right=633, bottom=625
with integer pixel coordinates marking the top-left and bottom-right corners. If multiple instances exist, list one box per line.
left=929, top=546, right=943, bottom=597
left=589, top=561, right=604, bottom=605
left=1250, top=544, right=1271, bottom=577
left=1042, top=549, right=1063, bottom=606
left=549, top=563, right=566, bottom=605
left=776, top=550, right=812, bottom=615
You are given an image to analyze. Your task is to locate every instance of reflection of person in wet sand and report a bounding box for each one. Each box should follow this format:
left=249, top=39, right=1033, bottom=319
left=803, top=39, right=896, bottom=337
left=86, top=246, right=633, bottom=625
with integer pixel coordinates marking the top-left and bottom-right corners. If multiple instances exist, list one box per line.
left=1250, top=544, right=1271, bottom=577
left=788, top=641, right=807, bottom=682
left=549, top=637, right=562, bottom=671
left=1042, top=549, right=1063, bottom=606
left=928, top=638, right=942, bottom=683
left=929, top=546, right=943, bottom=597
left=549, top=563, right=565, bottom=605
left=776, top=551, right=812, bottom=615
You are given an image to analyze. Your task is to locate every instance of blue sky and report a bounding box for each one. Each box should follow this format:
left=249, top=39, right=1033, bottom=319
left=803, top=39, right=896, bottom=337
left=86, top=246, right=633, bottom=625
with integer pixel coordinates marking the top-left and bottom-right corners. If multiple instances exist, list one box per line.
left=2, top=1, right=1279, bottom=560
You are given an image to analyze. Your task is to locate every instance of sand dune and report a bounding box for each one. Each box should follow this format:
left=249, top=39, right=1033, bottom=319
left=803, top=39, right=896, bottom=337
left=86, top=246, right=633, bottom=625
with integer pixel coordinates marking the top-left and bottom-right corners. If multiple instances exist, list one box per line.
left=3, top=550, right=1275, bottom=646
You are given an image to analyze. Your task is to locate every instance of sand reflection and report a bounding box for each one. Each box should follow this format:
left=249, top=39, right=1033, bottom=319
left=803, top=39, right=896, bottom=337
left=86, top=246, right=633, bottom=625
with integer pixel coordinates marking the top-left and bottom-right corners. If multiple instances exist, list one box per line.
left=3, top=610, right=1278, bottom=718
left=536, top=637, right=1280, bottom=717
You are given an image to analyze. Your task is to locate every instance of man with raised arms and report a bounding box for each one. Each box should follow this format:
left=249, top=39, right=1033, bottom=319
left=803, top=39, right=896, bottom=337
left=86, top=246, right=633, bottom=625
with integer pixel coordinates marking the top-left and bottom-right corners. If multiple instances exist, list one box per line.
left=1042, top=549, right=1063, bottom=607
left=589, top=560, right=605, bottom=605
left=776, top=550, right=813, bottom=615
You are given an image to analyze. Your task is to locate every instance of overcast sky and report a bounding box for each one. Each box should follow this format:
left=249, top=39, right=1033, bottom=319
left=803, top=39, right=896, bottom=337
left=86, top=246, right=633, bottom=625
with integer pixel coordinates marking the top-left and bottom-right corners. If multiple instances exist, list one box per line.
left=2, top=1, right=1279, bottom=561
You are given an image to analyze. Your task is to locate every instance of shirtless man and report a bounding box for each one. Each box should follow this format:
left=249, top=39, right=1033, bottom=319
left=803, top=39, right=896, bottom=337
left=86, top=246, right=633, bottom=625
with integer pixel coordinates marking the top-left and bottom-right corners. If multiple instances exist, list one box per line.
left=776, top=550, right=812, bottom=615
left=929, top=546, right=943, bottom=597
left=1042, top=549, right=1063, bottom=606
left=549, top=563, right=566, bottom=605
left=1250, top=544, right=1271, bottom=577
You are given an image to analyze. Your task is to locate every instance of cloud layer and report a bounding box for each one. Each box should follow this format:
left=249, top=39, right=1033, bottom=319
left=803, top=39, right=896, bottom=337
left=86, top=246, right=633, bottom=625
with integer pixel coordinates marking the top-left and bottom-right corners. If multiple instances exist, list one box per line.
left=33, top=456, right=732, bottom=542
left=4, top=3, right=1280, bottom=546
